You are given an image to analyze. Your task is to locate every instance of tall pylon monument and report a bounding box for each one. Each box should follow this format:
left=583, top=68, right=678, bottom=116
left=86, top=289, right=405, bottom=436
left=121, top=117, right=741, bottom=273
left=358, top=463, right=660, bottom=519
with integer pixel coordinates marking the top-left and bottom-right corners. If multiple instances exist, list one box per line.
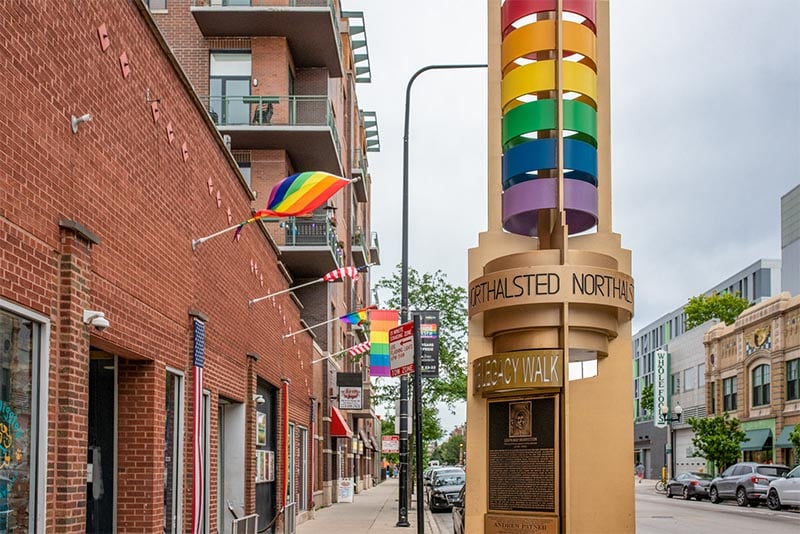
left=466, top=1, right=635, bottom=532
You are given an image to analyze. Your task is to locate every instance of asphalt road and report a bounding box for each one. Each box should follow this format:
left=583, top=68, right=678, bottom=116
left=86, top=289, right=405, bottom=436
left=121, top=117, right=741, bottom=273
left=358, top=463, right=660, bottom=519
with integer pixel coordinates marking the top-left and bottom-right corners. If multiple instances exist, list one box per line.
left=428, top=483, right=800, bottom=534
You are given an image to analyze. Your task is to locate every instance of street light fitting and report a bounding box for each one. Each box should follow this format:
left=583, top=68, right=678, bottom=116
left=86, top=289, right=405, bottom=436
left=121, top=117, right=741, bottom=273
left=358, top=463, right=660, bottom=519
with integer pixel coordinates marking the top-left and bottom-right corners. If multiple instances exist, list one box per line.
left=660, top=403, right=682, bottom=421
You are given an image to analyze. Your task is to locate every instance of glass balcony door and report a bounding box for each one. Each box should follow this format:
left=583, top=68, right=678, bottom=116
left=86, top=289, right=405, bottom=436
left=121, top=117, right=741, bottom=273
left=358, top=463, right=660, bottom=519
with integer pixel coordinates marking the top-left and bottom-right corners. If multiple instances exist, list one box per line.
left=209, top=52, right=251, bottom=125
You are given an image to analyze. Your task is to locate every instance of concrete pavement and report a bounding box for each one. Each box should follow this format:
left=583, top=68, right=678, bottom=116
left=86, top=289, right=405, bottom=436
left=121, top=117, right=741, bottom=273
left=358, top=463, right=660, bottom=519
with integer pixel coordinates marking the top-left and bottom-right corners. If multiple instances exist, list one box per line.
left=297, top=478, right=439, bottom=534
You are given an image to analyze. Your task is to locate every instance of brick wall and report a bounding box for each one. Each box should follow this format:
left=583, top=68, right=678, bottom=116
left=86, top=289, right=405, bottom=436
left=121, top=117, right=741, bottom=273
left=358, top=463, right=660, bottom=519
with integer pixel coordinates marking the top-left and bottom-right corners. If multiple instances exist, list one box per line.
left=0, top=1, right=316, bottom=531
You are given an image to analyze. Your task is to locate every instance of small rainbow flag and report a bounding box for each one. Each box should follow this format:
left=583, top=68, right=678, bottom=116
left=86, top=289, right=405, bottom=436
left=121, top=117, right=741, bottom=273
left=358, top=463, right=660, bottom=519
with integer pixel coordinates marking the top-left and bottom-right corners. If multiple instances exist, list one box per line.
left=233, top=171, right=350, bottom=240
left=369, top=309, right=398, bottom=377
left=339, top=305, right=376, bottom=326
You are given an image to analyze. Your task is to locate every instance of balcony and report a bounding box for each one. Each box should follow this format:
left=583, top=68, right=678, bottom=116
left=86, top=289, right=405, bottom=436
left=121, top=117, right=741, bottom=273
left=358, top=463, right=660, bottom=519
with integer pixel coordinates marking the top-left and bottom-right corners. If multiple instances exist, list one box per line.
left=191, top=0, right=343, bottom=77
left=200, top=94, right=342, bottom=175
left=342, top=11, right=371, bottom=83
left=351, top=226, right=369, bottom=268
left=369, top=231, right=380, bottom=265
left=280, top=211, right=342, bottom=278
left=351, top=149, right=369, bottom=202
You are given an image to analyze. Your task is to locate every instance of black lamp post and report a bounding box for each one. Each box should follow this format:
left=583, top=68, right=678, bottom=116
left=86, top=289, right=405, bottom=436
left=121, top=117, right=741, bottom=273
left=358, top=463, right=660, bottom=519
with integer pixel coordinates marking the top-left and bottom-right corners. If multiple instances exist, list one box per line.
left=660, top=403, right=683, bottom=481
left=397, top=63, right=487, bottom=531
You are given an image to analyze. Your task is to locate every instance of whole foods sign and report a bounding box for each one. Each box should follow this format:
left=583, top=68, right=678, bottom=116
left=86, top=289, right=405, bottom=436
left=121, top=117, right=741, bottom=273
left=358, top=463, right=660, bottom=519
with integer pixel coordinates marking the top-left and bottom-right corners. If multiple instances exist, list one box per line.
left=653, top=350, right=669, bottom=429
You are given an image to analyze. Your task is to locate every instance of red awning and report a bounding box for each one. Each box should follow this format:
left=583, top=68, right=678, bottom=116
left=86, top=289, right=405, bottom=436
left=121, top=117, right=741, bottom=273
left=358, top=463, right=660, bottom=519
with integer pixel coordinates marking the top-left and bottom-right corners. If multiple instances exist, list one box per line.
left=330, top=406, right=353, bottom=438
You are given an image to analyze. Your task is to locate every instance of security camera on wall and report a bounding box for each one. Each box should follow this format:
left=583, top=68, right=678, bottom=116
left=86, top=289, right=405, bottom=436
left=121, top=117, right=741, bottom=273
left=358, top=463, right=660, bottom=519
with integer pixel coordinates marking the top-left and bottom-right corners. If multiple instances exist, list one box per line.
left=83, top=310, right=110, bottom=332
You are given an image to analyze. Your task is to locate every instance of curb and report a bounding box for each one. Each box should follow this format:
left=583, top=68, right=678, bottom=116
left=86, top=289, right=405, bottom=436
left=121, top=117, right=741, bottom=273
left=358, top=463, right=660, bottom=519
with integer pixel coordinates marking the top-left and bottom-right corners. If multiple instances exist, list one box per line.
left=424, top=505, right=441, bottom=534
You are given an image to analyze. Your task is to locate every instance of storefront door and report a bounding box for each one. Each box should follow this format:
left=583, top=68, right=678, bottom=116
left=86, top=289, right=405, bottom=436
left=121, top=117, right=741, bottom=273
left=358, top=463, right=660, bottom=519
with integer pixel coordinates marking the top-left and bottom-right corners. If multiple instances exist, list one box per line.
left=86, top=354, right=116, bottom=534
left=255, top=381, right=276, bottom=533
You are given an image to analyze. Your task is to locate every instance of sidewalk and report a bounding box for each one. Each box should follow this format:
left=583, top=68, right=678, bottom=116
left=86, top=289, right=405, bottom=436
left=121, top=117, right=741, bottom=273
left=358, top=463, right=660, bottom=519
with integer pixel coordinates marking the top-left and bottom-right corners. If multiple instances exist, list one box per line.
left=296, top=478, right=439, bottom=534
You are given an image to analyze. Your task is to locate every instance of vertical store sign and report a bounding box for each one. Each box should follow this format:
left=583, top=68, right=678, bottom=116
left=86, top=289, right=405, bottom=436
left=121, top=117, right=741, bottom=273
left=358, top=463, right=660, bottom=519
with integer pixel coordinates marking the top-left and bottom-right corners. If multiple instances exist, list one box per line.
left=411, top=310, right=440, bottom=378
left=337, top=372, right=363, bottom=410
left=653, top=350, right=668, bottom=429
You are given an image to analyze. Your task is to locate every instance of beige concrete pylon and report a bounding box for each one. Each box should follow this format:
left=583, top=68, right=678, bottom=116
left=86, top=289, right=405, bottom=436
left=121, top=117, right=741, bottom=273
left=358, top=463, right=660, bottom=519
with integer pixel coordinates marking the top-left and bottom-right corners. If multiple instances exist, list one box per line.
left=466, top=1, right=634, bottom=532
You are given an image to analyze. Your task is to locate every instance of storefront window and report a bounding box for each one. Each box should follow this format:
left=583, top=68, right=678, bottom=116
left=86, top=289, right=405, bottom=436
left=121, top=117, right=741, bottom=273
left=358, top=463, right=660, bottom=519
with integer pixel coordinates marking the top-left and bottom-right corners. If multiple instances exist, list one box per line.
left=0, top=308, right=35, bottom=532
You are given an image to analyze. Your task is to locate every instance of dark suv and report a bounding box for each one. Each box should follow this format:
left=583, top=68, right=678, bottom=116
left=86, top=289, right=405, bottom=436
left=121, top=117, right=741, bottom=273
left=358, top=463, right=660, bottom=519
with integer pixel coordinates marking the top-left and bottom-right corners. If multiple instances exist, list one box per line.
left=709, top=462, right=790, bottom=507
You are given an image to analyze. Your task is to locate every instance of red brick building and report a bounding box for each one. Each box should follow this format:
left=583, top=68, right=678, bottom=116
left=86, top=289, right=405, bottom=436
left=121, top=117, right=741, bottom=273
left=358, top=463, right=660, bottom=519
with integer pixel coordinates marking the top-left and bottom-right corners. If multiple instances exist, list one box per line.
left=0, top=1, right=380, bottom=532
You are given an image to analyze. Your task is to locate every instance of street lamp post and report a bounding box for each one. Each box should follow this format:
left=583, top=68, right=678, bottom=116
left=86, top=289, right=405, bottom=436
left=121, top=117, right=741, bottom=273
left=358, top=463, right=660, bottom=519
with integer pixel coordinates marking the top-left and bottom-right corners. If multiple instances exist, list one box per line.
left=660, top=403, right=683, bottom=481
left=397, top=63, right=487, bottom=531
left=459, top=442, right=464, bottom=467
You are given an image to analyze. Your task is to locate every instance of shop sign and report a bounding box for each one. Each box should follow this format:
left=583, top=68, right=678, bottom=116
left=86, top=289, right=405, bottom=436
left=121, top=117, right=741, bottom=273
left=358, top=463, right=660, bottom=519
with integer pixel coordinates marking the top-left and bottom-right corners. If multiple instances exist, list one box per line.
left=338, top=479, right=354, bottom=503
left=473, top=351, right=563, bottom=396
left=337, top=372, right=363, bottom=410
left=382, top=435, right=400, bottom=454
left=653, top=350, right=669, bottom=428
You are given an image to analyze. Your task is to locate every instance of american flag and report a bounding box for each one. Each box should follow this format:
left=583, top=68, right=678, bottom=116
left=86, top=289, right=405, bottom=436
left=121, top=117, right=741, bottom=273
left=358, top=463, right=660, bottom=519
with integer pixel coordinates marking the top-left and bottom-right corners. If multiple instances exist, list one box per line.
left=192, top=319, right=205, bottom=534
left=322, top=265, right=368, bottom=282
left=348, top=341, right=371, bottom=356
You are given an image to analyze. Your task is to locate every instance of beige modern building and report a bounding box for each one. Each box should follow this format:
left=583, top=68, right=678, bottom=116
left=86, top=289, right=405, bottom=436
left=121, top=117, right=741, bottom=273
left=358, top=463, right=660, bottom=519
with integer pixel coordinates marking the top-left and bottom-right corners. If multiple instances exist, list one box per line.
left=466, top=1, right=634, bottom=532
left=705, top=292, right=800, bottom=468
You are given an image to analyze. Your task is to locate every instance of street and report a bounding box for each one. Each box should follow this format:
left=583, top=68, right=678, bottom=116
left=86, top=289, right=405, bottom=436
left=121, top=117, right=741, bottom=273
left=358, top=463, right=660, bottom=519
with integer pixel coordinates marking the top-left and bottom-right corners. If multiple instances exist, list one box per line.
left=427, top=482, right=800, bottom=534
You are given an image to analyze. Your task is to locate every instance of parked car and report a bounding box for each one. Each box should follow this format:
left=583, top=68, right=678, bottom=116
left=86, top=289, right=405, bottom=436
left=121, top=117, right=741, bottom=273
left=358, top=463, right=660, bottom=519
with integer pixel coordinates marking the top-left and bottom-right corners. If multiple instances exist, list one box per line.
left=426, top=466, right=462, bottom=493
left=452, top=485, right=465, bottom=534
left=666, top=471, right=714, bottom=500
left=428, top=470, right=465, bottom=512
left=709, top=462, right=790, bottom=507
left=767, top=464, right=800, bottom=510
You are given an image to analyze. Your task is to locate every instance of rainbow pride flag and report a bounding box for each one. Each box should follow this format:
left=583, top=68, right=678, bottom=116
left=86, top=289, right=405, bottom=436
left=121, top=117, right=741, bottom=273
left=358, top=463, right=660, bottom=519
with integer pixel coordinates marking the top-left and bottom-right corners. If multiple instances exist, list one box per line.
left=339, top=305, right=376, bottom=326
left=233, top=171, right=350, bottom=239
left=369, top=309, right=398, bottom=377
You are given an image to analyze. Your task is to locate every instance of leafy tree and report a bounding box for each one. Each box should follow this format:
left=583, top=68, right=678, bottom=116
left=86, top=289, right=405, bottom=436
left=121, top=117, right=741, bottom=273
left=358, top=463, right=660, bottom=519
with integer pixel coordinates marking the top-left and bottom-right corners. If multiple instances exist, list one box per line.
left=434, top=430, right=466, bottom=466
left=371, top=267, right=468, bottom=432
left=688, top=412, right=746, bottom=474
left=790, top=424, right=800, bottom=465
left=640, top=383, right=654, bottom=416
left=684, top=291, right=750, bottom=330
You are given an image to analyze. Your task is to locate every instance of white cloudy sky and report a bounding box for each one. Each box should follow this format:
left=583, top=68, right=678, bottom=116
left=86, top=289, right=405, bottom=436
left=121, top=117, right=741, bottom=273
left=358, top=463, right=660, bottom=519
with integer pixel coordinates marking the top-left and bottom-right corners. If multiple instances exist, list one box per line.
left=344, top=0, right=800, bottom=431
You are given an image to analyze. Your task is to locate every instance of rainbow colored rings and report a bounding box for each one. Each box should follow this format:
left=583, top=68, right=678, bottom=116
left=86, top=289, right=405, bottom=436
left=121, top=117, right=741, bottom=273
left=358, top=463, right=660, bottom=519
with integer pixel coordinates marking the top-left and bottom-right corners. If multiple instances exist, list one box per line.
left=500, top=0, right=599, bottom=236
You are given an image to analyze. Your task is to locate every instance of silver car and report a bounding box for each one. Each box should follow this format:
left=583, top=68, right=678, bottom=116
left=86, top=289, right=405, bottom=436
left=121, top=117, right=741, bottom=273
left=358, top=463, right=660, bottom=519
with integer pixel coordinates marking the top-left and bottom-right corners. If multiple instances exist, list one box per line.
left=767, top=465, right=800, bottom=510
left=709, top=462, right=790, bottom=507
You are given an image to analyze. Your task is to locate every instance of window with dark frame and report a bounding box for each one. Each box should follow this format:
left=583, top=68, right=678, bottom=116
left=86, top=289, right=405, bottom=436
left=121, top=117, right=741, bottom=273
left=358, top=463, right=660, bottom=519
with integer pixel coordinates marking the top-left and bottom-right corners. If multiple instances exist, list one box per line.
left=146, top=0, right=167, bottom=10
left=752, top=364, right=770, bottom=407
left=787, top=359, right=799, bottom=401
left=709, top=381, right=716, bottom=414
left=723, top=376, right=737, bottom=411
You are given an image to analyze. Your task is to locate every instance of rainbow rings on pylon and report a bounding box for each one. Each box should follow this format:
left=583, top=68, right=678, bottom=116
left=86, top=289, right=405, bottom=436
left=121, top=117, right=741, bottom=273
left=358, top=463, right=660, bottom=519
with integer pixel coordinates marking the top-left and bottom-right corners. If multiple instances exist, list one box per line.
left=500, top=0, right=599, bottom=236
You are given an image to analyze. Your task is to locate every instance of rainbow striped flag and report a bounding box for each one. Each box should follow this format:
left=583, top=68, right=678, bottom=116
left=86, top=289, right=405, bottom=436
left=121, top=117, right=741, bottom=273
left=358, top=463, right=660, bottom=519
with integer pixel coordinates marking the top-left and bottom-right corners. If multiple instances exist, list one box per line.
left=369, top=309, right=398, bottom=377
left=339, top=305, right=375, bottom=326
left=233, top=171, right=350, bottom=239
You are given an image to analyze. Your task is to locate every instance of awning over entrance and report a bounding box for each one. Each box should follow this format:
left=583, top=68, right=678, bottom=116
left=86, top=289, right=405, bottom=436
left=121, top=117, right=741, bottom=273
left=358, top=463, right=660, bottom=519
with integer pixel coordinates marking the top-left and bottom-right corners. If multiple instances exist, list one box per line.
left=775, top=425, right=796, bottom=448
left=330, top=406, right=353, bottom=438
left=740, top=428, right=772, bottom=451
left=369, top=436, right=380, bottom=451
left=358, top=429, right=371, bottom=449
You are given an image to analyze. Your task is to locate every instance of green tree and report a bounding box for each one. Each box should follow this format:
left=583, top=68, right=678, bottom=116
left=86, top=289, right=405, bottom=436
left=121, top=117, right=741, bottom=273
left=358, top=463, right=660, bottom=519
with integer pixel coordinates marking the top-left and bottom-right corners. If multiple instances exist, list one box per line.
left=371, top=267, right=468, bottom=441
left=435, top=432, right=466, bottom=466
left=640, top=383, right=654, bottom=416
left=684, top=291, right=750, bottom=330
left=790, top=424, right=800, bottom=465
left=688, top=412, right=746, bottom=474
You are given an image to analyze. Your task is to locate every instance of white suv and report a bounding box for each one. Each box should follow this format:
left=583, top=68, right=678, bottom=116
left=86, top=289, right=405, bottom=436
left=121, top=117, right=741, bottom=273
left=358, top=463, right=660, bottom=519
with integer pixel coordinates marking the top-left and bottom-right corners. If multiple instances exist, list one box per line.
left=767, top=465, right=800, bottom=510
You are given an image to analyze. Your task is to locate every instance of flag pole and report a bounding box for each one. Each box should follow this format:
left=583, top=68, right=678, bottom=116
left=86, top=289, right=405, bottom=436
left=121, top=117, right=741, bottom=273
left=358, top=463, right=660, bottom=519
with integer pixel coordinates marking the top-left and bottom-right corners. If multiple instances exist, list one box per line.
left=191, top=222, right=242, bottom=250
left=249, top=277, right=324, bottom=306
left=282, top=315, right=341, bottom=339
left=311, top=342, right=369, bottom=364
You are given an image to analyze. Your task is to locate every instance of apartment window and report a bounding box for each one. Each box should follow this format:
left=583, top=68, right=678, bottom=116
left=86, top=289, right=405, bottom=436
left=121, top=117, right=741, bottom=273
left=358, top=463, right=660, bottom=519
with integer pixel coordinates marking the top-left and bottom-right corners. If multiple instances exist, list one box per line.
left=209, top=52, right=252, bottom=125
left=164, top=371, right=184, bottom=534
left=698, top=364, right=705, bottom=387
left=146, top=0, right=167, bottom=10
left=237, top=163, right=251, bottom=187
left=786, top=359, right=799, bottom=401
left=684, top=368, right=696, bottom=391
left=671, top=372, right=681, bottom=395
left=752, top=364, right=770, bottom=407
left=723, top=376, right=737, bottom=411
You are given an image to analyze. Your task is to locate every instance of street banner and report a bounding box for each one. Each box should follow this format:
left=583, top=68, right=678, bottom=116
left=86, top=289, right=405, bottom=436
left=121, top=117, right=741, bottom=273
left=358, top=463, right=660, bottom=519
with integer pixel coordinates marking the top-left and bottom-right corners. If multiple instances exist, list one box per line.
left=382, top=435, right=400, bottom=454
left=389, top=321, right=415, bottom=377
left=654, top=350, right=669, bottom=428
left=337, top=372, right=363, bottom=410
left=412, top=310, right=440, bottom=378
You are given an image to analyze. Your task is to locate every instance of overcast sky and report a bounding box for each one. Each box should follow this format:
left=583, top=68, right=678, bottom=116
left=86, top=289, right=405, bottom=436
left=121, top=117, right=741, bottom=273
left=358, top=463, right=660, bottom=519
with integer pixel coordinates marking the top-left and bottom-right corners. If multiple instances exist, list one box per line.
left=344, top=0, right=800, bottom=431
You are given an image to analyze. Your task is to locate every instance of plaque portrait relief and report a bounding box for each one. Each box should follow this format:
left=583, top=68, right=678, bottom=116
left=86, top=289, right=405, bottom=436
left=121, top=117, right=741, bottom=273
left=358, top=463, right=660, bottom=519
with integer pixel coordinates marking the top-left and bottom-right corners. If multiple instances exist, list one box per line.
left=508, top=401, right=532, bottom=438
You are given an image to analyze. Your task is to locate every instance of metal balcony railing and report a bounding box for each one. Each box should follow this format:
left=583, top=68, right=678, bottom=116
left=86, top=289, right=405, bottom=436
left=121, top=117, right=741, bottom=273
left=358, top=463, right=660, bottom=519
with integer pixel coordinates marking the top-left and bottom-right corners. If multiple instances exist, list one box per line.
left=284, top=213, right=341, bottom=257
left=352, top=148, right=367, bottom=176
left=200, top=94, right=341, bottom=157
left=370, top=231, right=379, bottom=253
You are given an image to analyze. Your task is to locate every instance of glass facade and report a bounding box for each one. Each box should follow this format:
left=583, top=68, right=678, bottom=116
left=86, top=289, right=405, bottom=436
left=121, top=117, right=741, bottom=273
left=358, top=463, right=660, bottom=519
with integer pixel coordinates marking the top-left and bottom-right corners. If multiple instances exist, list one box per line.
left=0, top=308, right=35, bottom=533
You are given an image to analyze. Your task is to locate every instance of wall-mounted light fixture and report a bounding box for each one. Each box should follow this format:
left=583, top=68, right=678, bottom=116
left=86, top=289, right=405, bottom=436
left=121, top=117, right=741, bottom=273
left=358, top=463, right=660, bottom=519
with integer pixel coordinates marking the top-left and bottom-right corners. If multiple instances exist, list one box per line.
left=82, top=310, right=109, bottom=331
left=71, top=114, right=93, bottom=134
left=253, top=394, right=265, bottom=405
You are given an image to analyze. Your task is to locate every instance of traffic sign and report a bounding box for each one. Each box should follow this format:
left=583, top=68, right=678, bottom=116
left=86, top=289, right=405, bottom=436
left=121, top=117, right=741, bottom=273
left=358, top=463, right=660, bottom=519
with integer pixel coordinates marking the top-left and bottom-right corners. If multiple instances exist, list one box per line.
left=389, top=321, right=415, bottom=377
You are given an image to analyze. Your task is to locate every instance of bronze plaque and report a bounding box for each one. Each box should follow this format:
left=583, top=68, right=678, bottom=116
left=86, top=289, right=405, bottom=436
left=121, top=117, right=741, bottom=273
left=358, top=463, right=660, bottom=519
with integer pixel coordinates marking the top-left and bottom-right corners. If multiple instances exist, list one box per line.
left=488, top=397, right=556, bottom=513
left=485, top=513, right=559, bottom=534
left=473, top=350, right=563, bottom=396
